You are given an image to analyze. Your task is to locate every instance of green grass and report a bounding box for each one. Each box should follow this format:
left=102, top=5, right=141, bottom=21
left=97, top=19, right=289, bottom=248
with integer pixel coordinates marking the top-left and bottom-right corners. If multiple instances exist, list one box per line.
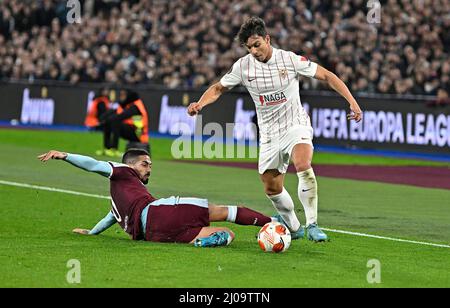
left=0, top=128, right=449, bottom=288
left=0, top=128, right=448, bottom=166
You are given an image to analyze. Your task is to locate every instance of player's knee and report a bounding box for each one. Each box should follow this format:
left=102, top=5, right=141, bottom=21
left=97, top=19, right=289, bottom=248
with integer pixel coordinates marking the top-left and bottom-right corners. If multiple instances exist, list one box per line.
left=208, top=206, right=229, bottom=221
left=294, top=161, right=312, bottom=172
left=264, top=183, right=283, bottom=196
left=261, top=172, right=283, bottom=195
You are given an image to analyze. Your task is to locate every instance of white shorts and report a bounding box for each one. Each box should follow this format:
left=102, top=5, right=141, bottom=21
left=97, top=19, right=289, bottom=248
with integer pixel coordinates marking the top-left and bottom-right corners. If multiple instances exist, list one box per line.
left=258, top=125, right=314, bottom=174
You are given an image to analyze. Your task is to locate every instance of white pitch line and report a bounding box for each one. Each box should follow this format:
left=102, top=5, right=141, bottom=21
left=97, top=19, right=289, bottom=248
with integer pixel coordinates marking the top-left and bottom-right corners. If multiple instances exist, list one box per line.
left=322, top=228, right=450, bottom=249
left=1, top=179, right=449, bottom=249
left=0, top=180, right=110, bottom=200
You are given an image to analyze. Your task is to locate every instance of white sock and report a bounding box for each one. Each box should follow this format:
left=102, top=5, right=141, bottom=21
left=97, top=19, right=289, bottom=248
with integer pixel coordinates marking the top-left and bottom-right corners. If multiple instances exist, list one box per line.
left=266, top=188, right=301, bottom=232
left=297, top=168, right=318, bottom=227
left=226, top=206, right=237, bottom=223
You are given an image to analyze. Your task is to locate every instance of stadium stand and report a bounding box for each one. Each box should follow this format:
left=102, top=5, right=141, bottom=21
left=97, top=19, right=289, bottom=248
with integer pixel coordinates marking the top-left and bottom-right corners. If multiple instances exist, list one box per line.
left=0, top=0, right=448, bottom=96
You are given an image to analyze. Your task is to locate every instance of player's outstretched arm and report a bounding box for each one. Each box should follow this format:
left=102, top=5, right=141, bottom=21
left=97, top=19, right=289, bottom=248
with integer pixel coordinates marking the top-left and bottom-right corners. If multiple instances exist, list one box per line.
left=187, top=82, right=228, bottom=116
left=73, top=211, right=117, bottom=236
left=314, top=65, right=363, bottom=122
left=38, top=150, right=112, bottom=177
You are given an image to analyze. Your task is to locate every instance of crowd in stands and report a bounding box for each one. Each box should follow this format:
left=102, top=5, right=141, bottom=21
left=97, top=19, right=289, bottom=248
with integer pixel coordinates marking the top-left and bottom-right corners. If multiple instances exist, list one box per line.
left=0, top=0, right=449, bottom=96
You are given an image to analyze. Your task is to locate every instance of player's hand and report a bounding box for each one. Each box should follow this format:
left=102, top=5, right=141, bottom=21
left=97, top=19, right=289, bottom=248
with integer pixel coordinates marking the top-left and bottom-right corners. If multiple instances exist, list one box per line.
left=72, top=228, right=91, bottom=235
left=187, top=102, right=202, bottom=116
left=37, top=150, right=68, bottom=162
left=347, top=103, right=363, bottom=123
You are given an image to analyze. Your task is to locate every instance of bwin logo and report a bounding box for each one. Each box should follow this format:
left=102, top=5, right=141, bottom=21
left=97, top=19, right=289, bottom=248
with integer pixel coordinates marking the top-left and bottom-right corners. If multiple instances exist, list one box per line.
left=20, top=88, right=55, bottom=125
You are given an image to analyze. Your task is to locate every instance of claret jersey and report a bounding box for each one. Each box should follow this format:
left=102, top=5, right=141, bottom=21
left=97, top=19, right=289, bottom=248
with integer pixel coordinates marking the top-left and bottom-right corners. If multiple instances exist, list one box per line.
left=108, top=162, right=157, bottom=240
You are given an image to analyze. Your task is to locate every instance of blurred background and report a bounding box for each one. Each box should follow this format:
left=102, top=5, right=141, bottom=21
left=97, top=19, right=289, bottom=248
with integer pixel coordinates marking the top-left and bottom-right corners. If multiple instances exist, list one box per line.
left=1, top=0, right=449, bottom=94
left=0, top=0, right=449, bottom=156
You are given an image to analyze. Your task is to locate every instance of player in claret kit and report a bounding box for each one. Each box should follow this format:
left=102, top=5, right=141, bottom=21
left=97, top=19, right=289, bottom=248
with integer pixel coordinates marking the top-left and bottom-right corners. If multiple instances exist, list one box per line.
left=38, top=149, right=274, bottom=247
left=188, top=17, right=363, bottom=242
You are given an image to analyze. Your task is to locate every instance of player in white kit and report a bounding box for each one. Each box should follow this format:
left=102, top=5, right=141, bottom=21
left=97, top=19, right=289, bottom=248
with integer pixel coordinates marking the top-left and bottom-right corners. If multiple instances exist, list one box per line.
left=188, top=17, right=362, bottom=241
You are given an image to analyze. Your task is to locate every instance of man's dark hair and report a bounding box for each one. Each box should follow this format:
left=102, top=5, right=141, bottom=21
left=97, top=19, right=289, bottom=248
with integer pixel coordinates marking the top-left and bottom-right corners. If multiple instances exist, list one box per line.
left=237, top=17, right=267, bottom=46
left=120, top=89, right=140, bottom=106
left=122, top=148, right=150, bottom=164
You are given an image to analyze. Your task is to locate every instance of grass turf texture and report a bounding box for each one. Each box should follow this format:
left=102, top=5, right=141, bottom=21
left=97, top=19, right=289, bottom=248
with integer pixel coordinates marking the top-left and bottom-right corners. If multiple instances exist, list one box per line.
left=0, top=128, right=449, bottom=287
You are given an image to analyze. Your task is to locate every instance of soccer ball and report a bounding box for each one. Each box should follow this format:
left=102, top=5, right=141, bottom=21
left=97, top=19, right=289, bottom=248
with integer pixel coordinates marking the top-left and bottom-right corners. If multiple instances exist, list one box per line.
left=257, top=222, right=291, bottom=253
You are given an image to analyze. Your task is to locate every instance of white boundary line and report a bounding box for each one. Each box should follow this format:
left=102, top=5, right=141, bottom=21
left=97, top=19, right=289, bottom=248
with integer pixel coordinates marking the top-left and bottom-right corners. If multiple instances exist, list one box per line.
left=0, top=180, right=110, bottom=200
left=1, top=179, right=449, bottom=249
left=321, top=228, right=450, bottom=249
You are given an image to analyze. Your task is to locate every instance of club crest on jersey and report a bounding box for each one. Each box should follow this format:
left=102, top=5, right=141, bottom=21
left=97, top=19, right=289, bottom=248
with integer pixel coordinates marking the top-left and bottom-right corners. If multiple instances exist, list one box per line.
left=259, top=92, right=287, bottom=106
left=279, top=69, right=288, bottom=80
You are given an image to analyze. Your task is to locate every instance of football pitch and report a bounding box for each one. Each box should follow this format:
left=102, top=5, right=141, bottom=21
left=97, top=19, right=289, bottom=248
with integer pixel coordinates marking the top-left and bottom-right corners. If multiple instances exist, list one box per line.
left=0, top=128, right=449, bottom=288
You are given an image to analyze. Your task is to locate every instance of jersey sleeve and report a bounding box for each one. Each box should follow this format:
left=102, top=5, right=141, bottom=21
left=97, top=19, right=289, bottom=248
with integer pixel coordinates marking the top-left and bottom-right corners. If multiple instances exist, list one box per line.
left=290, top=52, right=318, bottom=78
left=65, top=153, right=112, bottom=177
left=88, top=211, right=117, bottom=235
left=220, top=60, right=242, bottom=89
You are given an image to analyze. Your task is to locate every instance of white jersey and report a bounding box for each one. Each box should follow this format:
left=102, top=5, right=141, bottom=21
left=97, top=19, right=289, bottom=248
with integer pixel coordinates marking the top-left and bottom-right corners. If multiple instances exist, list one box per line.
left=220, top=47, right=318, bottom=143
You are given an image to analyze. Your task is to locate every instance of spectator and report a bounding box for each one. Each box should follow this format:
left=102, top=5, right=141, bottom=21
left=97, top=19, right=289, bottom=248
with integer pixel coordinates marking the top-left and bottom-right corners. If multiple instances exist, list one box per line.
left=0, top=0, right=448, bottom=96
left=97, top=89, right=149, bottom=158
left=85, top=87, right=111, bottom=131
left=427, top=88, right=450, bottom=107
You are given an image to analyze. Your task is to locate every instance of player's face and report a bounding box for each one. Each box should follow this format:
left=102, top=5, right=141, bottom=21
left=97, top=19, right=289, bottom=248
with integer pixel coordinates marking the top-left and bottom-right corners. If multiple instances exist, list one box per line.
left=245, top=35, right=271, bottom=62
left=131, top=155, right=152, bottom=184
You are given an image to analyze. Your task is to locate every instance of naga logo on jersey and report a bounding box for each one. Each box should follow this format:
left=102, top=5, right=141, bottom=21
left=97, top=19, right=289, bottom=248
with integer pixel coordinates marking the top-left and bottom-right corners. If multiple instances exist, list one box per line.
left=259, top=92, right=287, bottom=106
